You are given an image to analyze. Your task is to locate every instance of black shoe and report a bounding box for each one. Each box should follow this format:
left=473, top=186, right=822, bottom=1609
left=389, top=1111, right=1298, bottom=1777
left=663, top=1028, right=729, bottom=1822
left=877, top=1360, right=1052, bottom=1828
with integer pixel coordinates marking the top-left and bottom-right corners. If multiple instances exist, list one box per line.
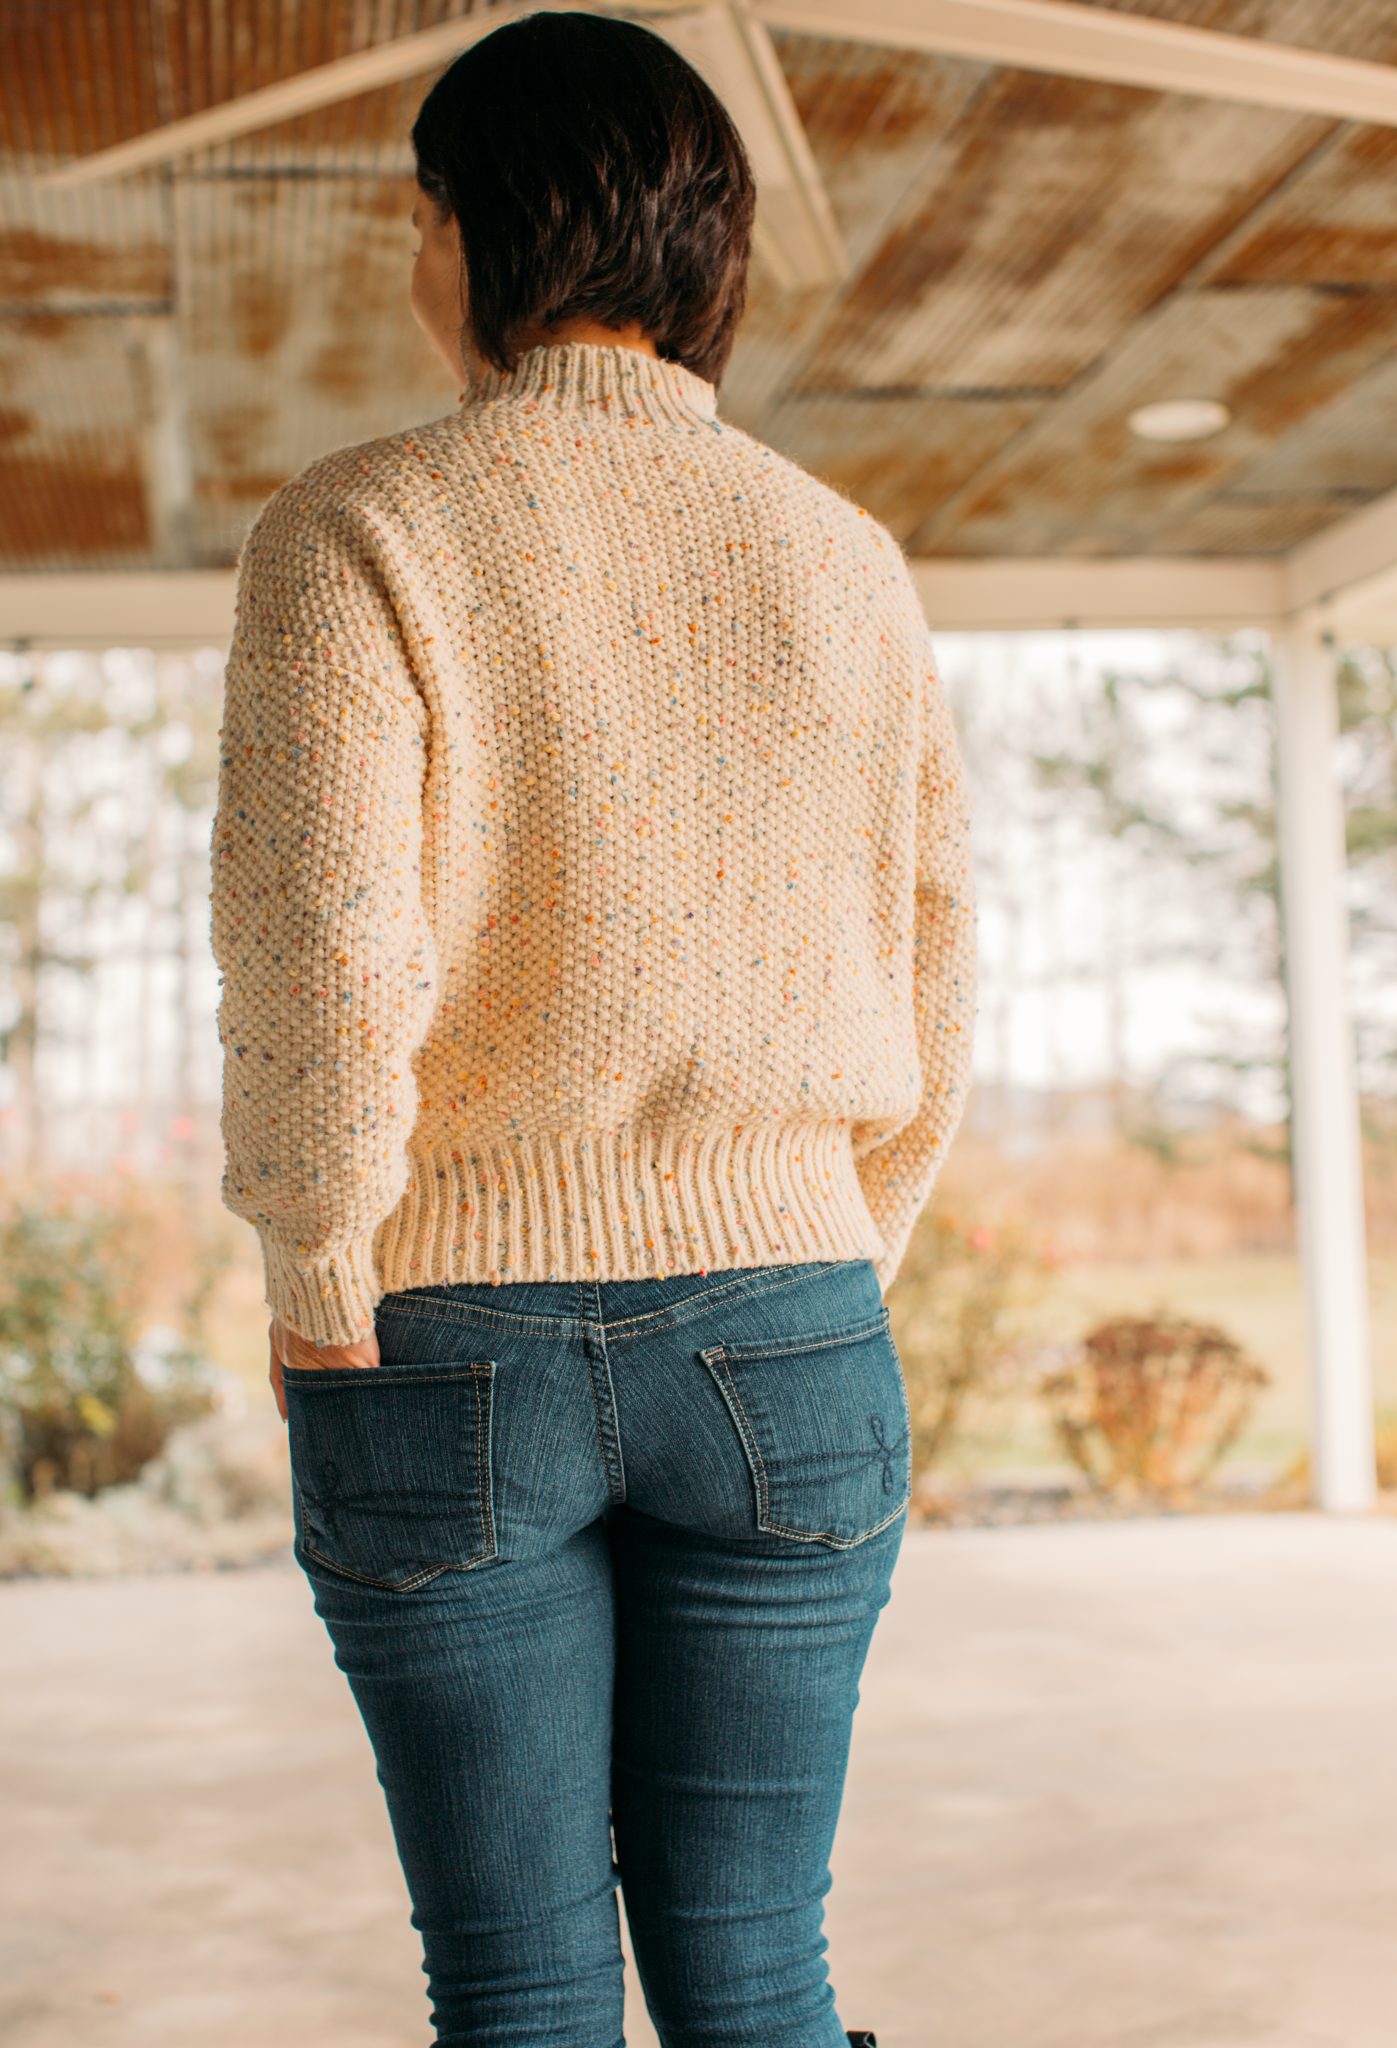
left=846, top=2034, right=877, bottom=2047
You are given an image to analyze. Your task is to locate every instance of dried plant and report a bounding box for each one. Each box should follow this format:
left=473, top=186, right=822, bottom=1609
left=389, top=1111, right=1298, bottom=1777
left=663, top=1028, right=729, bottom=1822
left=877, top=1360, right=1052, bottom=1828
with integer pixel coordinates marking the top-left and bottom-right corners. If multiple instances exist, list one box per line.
left=1040, top=1309, right=1269, bottom=1505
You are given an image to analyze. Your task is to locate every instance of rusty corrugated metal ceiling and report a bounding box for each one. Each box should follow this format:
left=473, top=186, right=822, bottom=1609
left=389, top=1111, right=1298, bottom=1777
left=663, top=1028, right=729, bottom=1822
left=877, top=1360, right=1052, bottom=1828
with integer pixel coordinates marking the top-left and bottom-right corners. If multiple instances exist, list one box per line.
left=2, top=0, right=1395, bottom=571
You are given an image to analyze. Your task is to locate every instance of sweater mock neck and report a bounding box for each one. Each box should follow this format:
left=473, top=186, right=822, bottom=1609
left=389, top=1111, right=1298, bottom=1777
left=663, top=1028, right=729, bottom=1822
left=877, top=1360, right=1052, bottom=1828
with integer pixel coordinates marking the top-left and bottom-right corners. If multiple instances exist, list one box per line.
left=462, top=339, right=719, bottom=428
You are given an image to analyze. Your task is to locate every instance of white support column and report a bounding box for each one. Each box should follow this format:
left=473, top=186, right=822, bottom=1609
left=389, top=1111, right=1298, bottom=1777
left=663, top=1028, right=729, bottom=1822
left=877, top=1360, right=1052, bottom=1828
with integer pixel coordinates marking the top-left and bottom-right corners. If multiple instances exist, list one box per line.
left=1268, top=614, right=1375, bottom=1513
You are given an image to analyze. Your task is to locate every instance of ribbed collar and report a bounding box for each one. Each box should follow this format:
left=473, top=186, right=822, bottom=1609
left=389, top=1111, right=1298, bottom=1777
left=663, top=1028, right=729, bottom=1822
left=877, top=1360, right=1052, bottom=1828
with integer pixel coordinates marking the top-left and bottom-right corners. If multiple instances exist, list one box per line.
left=461, top=339, right=718, bottom=427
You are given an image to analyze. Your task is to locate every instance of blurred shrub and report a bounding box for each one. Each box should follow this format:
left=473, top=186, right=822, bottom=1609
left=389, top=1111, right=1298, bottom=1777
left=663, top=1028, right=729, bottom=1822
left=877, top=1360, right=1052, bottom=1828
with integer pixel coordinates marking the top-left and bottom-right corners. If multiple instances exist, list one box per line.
left=890, top=1205, right=1058, bottom=1481
left=0, top=1193, right=221, bottom=1502
left=1041, top=1309, right=1269, bottom=1505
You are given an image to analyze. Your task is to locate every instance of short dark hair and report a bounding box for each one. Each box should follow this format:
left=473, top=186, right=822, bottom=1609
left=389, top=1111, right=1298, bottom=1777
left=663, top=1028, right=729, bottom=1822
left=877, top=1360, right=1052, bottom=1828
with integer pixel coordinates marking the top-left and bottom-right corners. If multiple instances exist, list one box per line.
left=411, top=9, right=755, bottom=388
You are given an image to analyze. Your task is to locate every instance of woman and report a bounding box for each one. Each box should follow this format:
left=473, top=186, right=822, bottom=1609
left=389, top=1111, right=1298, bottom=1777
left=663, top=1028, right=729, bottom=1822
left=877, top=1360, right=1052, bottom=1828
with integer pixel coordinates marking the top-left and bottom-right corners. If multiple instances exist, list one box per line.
left=210, top=11, right=976, bottom=2046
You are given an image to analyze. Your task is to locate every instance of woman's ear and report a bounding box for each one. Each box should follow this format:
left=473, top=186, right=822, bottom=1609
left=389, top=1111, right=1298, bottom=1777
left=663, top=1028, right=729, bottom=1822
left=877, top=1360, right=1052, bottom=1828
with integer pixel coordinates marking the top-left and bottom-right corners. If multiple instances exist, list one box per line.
left=409, top=195, right=470, bottom=389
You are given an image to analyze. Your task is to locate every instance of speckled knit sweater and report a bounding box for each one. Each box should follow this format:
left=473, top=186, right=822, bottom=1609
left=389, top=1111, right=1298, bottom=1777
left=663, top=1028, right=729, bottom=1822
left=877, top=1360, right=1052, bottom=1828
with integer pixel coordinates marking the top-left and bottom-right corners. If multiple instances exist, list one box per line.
left=210, top=339, right=977, bottom=1346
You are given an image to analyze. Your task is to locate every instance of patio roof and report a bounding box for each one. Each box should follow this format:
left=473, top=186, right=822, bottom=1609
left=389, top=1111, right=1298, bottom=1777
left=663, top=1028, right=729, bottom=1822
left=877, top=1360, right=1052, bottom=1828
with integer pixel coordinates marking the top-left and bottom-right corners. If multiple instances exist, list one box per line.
left=1, top=0, right=1395, bottom=583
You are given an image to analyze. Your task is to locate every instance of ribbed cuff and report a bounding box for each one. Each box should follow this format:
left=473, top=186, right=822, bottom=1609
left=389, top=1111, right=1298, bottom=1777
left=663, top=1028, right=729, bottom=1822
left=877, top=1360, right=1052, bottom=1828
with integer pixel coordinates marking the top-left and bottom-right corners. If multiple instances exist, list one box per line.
left=259, top=1230, right=383, bottom=1348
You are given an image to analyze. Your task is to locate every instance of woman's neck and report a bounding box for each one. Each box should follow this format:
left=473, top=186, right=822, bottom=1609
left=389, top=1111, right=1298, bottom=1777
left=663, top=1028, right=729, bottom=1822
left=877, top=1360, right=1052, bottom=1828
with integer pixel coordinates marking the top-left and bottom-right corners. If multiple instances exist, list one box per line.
left=466, top=317, right=658, bottom=382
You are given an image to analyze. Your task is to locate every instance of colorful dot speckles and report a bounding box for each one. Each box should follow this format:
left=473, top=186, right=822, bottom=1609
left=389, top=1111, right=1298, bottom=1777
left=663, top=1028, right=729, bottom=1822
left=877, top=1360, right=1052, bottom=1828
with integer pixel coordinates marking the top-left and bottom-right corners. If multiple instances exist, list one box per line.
left=209, top=339, right=977, bottom=1345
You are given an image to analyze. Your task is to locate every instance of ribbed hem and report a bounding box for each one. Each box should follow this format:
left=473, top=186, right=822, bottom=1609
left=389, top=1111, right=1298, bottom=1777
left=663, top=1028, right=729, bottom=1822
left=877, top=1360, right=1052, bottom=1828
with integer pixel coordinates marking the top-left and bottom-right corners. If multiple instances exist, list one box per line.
left=463, top=340, right=719, bottom=429
left=260, top=1230, right=382, bottom=1349
left=370, top=1118, right=887, bottom=1294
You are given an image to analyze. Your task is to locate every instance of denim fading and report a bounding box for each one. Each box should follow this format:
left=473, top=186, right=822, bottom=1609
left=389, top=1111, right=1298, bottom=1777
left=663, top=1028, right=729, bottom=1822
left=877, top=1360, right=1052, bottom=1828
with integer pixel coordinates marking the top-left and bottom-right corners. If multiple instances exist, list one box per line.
left=281, top=1255, right=911, bottom=2048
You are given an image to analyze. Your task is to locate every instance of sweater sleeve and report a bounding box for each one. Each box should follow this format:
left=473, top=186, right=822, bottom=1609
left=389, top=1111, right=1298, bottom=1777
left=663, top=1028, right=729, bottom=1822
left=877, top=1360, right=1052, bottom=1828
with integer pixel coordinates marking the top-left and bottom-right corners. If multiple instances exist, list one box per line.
left=856, top=632, right=978, bottom=1296
left=209, top=478, right=438, bottom=1347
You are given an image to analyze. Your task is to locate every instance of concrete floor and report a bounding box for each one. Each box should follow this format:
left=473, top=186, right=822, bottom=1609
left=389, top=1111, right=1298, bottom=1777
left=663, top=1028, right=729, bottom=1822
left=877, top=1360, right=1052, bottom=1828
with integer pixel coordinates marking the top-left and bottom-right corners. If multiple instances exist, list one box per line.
left=3, top=1514, right=1396, bottom=2048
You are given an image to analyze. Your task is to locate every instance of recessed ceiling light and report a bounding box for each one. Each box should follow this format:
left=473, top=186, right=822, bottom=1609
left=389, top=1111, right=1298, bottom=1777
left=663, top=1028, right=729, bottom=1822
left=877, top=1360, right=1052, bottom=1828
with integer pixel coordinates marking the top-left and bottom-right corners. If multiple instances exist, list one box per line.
left=1128, top=398, right=1232, bottom=442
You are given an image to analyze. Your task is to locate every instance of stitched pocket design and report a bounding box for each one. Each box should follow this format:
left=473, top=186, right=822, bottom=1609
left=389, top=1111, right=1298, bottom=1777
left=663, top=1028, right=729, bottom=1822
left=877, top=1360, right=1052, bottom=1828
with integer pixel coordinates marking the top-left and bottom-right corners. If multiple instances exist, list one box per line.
left=698, top=1306, right=911, bottom=1549
left=282, top=1361, right=496, bottom=1591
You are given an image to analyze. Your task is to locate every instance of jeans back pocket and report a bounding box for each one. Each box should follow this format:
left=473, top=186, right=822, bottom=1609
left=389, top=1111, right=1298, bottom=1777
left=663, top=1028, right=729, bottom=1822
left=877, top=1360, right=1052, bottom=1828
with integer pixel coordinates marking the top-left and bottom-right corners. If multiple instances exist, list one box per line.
left=283, top=1360, right=497, bottom=1592
left=697, top=1304, right=911, bottom=1549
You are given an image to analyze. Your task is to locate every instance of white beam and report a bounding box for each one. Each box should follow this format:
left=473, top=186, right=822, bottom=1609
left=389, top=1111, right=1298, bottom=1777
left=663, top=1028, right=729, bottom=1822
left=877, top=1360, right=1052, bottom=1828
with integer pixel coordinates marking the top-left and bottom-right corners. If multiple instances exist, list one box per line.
left=1268, top=613, right=1376, bottom=1514
left=7, top=546, right=1395, bottom=646
left=907, top=555, right=1285, bottom=632
left=754, top=0, right=1397, bottom=130
left=1311, top=562, right=1397, bottom=652
left=1283, top=483, right=1397, bottom=639
left=0, top=556, right=1295, bottom=645
left=0, top=572, right=237, bottom=649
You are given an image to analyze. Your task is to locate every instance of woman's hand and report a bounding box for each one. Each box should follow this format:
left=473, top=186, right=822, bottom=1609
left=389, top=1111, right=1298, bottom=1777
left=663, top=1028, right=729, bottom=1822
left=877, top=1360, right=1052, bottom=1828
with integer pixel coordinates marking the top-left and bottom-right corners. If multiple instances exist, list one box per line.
left=268, top=1315, right=381, bottom=1421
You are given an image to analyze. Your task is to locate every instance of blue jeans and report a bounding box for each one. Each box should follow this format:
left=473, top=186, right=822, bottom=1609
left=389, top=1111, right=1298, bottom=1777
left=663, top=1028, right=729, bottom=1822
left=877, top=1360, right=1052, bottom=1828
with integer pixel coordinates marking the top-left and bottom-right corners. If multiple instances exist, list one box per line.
left=282, top=1257, right=910, bottom=2048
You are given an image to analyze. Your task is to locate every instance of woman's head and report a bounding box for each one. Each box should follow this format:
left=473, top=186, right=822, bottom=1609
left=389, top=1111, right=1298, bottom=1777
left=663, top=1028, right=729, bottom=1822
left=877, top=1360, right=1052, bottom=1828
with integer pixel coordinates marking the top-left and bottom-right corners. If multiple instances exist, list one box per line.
left=409, top=9, right=756, bottom=391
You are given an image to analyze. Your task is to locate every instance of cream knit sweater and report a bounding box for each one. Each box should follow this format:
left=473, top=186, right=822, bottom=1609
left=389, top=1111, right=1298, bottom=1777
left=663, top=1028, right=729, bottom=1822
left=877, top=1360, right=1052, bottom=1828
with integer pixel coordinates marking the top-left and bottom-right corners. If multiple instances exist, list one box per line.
left=210, top=340, right=976, bottom=1346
